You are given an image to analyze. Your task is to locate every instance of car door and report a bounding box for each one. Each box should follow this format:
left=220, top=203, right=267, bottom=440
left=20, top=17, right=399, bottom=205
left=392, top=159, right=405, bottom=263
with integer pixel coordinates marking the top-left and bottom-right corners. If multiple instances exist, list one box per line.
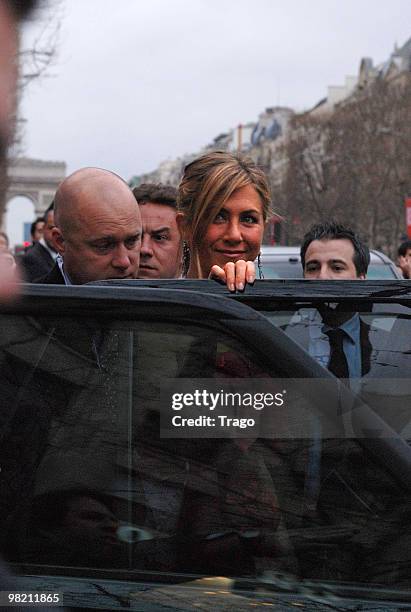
left=0, top=282, right=410, bottom=609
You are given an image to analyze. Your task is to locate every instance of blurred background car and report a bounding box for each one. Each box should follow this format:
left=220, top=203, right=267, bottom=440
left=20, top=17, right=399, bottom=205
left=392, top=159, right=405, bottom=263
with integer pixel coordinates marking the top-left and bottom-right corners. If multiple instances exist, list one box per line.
left=259, top=245, right=402, bottom=279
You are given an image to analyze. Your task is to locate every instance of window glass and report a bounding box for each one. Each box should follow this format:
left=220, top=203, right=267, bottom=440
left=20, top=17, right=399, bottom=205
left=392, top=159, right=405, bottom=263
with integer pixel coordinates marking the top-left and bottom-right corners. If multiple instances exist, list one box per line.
left=261, top=262, right=302, bottom=279
left=0, top=310, right=409, bottom=595
left=367, top=263, right=397, bottom=279
left=260, top=261, right=398, bottom=279
left=261, top=301, right=411, bottom=384
left=257, top=301, right=411, bottom=587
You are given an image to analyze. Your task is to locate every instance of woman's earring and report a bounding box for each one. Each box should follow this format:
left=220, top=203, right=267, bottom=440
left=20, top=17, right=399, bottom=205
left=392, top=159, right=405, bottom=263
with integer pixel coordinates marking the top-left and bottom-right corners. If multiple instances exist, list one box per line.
left=257, top=253, right=264, bottom=280
left=182, top=241, right=191, bottom=278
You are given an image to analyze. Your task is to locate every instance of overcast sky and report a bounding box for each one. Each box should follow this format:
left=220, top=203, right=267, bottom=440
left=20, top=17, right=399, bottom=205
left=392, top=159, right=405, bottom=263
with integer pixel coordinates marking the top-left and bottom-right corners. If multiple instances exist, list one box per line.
left=7, top=0, right=409, bottom=245
left=19, top=0, right=411, bottom=182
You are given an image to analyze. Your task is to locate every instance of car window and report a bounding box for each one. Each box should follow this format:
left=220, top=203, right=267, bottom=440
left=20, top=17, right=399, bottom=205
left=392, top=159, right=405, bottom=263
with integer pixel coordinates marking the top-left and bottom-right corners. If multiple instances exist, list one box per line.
left=261, top=301, right=411, bottom=422
left=367, top=263, right=397, bottom=279
left=0, top=313, right=294, bottom=576
left=260, top=260, right=399, bottom=279
left=261, top=261, right=302, bottom=279
left=0, top=308, right=409, bottom=597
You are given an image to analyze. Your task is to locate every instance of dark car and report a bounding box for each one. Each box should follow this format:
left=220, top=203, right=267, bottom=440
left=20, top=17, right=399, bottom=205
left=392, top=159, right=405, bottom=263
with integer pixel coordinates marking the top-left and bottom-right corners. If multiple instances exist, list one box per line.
left=1, top=279, right=411, bottom=610
left=260, top=245, right=402, bottom=279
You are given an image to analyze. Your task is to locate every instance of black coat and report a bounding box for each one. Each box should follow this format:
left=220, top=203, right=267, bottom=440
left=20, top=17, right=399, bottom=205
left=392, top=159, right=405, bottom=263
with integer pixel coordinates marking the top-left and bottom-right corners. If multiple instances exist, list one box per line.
left=34, top=262, right=65, bottom=284
left=20, top=242, right=56, bottom=282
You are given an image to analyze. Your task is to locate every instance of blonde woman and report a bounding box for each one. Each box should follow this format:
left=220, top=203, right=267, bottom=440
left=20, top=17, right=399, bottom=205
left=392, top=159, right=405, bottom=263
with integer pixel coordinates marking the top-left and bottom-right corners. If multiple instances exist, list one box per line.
left=177, top=151, right=272, bottom=290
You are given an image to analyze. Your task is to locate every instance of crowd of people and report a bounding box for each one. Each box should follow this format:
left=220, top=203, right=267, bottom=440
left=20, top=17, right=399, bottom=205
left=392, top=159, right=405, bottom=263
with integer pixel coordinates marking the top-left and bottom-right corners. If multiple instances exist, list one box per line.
left=1, top=147, right=405, bottom=399
left=2, top=150, right=410, bottom=289
left=1, top=139, right=410, bottom=418
left=3, top=153, right=264, bottom=289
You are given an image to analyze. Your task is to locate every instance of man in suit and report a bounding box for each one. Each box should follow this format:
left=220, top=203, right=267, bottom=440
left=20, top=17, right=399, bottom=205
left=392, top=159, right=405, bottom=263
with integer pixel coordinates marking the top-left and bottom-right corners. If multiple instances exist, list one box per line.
left=282, top=223, right=406, bottom=580
left=285, top=221, right=371, bottom=379
left=296, top=222, right=410, bottom=393
left=296, top=222, right=411, bottom=425
left=20, top=204, right=57, bottom=281
left=36, top=167, right=142, bottom=284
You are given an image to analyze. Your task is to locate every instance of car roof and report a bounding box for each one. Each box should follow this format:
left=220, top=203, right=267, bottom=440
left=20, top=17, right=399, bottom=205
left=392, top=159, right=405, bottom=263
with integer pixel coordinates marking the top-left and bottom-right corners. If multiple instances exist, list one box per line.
left=261, top=246, right=301, bottom=256
left=260, top=245, right=394, bottom=264
left=10, top=283, right=266, bottom=321
left=369, top=249, right=394, bottom=264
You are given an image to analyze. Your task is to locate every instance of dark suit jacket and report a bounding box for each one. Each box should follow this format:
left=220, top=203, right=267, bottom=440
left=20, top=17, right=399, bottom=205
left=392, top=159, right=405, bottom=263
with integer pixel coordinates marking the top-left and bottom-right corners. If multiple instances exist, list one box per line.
left=20, top=242, right=56, bottom=282
left=283, top=311, right=411, bottom=433
left=283, top=313, right=373, bottom=376
left=34, top=263, right=65, bottom=284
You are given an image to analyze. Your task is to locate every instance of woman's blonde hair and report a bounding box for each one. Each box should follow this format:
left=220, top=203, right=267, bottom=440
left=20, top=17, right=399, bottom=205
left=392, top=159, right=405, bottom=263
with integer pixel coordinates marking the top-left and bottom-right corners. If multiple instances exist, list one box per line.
left=177, top=151, right=272, bottom=277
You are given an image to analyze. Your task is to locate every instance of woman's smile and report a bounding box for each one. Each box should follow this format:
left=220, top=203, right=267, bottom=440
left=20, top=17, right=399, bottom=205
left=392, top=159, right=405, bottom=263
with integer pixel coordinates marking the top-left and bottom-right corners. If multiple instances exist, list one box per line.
left=198, top=184, right=264, bottom=276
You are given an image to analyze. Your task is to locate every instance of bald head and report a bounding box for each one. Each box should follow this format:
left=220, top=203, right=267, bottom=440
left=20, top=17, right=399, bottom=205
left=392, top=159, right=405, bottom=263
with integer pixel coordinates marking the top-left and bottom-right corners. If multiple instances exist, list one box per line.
left=55, top=168, right=133, bottom=232
left=52, top=167, right=142, bottom=284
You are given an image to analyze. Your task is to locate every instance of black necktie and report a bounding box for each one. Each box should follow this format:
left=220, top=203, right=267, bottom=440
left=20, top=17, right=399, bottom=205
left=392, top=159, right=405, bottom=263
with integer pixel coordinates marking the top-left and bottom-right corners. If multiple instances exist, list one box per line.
left=326, top=328, right=349, bottom=379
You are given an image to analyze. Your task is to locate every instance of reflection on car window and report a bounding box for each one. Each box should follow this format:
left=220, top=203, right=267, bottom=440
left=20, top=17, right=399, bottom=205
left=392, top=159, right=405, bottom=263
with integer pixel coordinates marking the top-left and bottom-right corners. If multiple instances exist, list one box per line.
left=0, top=311, right=409, bottom=594
left=263, top=303, right=411, bottom=376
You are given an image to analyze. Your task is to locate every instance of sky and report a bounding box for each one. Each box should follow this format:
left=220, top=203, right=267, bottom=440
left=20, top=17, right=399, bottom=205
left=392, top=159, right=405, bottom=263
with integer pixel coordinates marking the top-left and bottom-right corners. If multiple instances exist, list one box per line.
left=5, top=0, right=411, bottom=244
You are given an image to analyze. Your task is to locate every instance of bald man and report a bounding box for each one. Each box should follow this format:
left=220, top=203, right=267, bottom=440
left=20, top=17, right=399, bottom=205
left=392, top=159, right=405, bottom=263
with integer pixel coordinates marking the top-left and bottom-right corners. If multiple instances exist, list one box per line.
left=36, top=167, right=142, bottom=284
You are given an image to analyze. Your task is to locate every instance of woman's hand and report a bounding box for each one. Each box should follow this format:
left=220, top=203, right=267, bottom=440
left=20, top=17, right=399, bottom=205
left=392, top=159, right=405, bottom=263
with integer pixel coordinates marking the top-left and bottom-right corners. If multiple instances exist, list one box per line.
left=209, top=260, right=256, bottom=292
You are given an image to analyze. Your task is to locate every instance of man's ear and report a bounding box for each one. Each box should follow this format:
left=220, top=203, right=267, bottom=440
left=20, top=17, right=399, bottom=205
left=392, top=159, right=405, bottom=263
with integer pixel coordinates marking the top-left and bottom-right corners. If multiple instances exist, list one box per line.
left=51, top=227, right=65, bottom=255
left=358, top=273, right=366, bottom=280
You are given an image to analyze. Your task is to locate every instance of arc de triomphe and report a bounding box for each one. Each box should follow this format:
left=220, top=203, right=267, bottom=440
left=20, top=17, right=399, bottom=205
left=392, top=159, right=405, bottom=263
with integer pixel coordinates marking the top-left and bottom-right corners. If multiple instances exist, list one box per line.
left=5, top=157, right=66, bottom=218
